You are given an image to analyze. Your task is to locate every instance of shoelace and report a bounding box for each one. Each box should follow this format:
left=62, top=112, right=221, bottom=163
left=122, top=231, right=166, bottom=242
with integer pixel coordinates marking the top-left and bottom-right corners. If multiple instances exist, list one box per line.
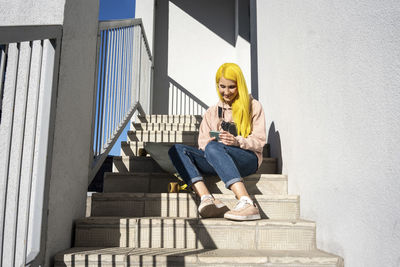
left=233, top=198, right=251, bottom=211
left=201, top=195, right=214, bottom=203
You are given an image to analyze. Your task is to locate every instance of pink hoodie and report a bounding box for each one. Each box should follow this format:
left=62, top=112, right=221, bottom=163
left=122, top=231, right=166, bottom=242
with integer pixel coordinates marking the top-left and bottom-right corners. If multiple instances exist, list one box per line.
left=198, top=97, right=266, bottom=168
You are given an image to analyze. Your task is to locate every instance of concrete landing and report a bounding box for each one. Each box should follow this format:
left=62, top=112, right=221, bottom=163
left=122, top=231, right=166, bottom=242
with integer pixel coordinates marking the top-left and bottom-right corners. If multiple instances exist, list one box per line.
left=55, top=247, right=343, bottom=267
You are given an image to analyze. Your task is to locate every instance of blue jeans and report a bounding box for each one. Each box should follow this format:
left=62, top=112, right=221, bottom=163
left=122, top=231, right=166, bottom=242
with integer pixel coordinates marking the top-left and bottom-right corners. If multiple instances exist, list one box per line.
left=168, top=141, right=258, bottom=189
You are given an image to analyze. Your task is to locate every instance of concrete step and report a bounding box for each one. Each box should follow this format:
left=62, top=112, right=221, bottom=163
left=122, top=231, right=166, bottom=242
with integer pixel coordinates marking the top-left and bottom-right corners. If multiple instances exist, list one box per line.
left=121, top=141, right=145, bottom=157
left=132, top=122, right=200, bottom=131
left=55, top=247, right=344, bottom=267
left=112, top=155, right=277, bottom=174
left=89, top=193, right=300, bottom=220
left=103, top=173, right=288, bottom=195
left=121, top=141, right=198, bottom=157
left=74, top=217, right=316, bottom=251
left=128, top=130, right=199, bottom=143
left=138, top=114, right=202, bottom=124
left=112, top=156, right=165, bottom=173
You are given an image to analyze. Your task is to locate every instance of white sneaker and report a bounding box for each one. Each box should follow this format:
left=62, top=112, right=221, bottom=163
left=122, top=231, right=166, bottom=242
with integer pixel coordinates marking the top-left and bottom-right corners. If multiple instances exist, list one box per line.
left=224, top=197, right=261, bottom=221
left=198, top=197, right=230, bottom=218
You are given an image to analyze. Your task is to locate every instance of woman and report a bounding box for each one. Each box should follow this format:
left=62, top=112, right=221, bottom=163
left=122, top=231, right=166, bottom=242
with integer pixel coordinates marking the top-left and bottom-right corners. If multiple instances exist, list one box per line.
left=168, top=63, right=266, bottom=221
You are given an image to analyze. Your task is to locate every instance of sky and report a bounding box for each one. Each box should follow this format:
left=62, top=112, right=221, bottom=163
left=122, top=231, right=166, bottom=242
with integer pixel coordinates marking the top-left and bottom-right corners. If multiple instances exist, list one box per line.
left=99, top=0, right=136, bottom=20
left=99, top=0, right=136, bottom=156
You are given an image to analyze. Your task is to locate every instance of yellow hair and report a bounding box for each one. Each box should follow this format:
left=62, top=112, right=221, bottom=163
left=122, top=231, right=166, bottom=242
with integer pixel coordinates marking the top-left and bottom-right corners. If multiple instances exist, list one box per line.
left=216, top=63, right=251, bottom=138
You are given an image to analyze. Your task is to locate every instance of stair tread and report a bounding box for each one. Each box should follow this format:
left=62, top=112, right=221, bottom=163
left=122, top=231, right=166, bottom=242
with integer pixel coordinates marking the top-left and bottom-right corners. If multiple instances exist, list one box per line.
left=105, top=172, right=287, bottom=180
left=114, top=155, right=276, bottom=161
left=90, top=192, right=299, bottom=220
left=56, top=247, right=342, bottom=264
left=91, top=192, right=298, bottom=201
left=76, top=217, right=314, bottom=227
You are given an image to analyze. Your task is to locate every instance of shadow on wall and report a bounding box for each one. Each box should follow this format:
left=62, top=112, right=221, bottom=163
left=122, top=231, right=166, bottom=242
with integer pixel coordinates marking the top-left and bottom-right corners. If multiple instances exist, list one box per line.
left=170, top=0, right=250, bottom=46
left=268, top=122, right=283, bottom=174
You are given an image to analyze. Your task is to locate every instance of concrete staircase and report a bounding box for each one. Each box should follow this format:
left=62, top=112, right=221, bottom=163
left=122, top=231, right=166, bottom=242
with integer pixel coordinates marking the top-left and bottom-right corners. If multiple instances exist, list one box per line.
left=55, top=115, right=344, bottom=267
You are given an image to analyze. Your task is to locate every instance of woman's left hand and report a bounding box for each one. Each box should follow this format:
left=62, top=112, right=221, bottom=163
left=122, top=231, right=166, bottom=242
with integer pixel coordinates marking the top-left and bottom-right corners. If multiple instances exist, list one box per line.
left=219, top=130, right=239, bottom=146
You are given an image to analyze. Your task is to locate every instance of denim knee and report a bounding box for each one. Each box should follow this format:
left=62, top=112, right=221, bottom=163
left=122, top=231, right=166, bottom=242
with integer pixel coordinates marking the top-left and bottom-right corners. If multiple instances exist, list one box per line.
left=204, top=141, right=224, bottom=157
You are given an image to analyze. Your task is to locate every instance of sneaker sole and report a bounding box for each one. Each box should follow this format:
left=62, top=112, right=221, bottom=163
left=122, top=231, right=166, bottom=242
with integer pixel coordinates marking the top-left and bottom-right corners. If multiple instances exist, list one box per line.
left=199, top=204, right=230, bottom=218
left=224, top=213, right=261, bottom=221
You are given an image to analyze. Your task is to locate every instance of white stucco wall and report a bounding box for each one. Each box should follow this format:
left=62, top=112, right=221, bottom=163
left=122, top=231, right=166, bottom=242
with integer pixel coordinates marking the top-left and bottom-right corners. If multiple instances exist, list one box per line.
left=0, top=0, right=65, bottom=25
left=257, top=1, right=400, bottom=266
left=135, top=0, right=155, bottom=54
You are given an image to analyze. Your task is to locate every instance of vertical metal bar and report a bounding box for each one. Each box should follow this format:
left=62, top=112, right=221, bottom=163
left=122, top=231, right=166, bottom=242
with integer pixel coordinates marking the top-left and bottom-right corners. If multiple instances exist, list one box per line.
left=123, top=27, right=128, bottom=119
left=109, top=29, right=116, bottom=141
left=104, top=30, right=112, bottom=144
left=0, top=43, right=19, bottom=267
left=132, top=26, right=136, bottom=107
left=100, top=31, right=109, bottom=151
left=123, top=27, right=128, bottom=122
left=135, top=26, right=141, bottom=105
left=172, top=84, right=175, bottom=115
left=0, top=47, right=7, bottom=119
left=112, top=28, right=118, bottom=137
left=3, top=41, right=31, bottom=267
left=127, top=27, right=132, bottom=116
left=169, top=83, right=172, bottom=115
left=105, top=30, right=111, bottom=143
left=99, top=30, right=107, bottom=153
left=94, top=31, right=104, bottom=156
left=175, top=85, right=178, bottom=115
left=26, top=38, right=57, bottom=265
left=184, top=93, right=187, bottom=115
left=115, top=28, right=121, bottom=133
left=128, top=27, right=133, bottom=111
left=120, top=28, right=126, bottom=125
left=128, top=27, right=133, bottom=110
left=130, top=27, right=134, bottom=110
left=113, top=28, right=119, bottom=136
left=175, top=86, right=178, bottom=115
left=14, top=40, right=41, bottom=267
left=119, top=27, right=124, bottom=129
left=108, top=29, right=114, bottom=141
left=97, top=31, right=105, bottom=153
left=125, top=27, right=130, bottom=117
left=180, top=89, right=183, bottom=115
left=135, top=25, right=140, bottom=105
left=113, top=29, right=118, bottom=134
left=145, top=46, right=151, bottom=113
left=138, top=33, right=142, bottom=110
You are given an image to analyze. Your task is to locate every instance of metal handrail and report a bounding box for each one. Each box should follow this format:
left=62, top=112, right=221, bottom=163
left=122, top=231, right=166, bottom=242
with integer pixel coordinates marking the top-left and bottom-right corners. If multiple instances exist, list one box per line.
left=0, top=25, right=62, bottom=267
left=168, top=77, right=208, bottom=115
left=99, top=19, right=152, bottom=66
left=89, top=18, right=153, bottom=180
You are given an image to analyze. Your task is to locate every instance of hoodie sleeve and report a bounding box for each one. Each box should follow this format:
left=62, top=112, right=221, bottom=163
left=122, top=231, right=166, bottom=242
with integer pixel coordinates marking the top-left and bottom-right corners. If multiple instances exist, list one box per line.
left=198, top=108, right=213, bottom=151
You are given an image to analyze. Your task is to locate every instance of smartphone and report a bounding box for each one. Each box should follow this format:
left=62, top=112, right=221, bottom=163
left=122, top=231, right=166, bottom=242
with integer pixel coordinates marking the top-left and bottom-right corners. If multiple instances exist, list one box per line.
left=209, top=131, right=220, bottom=141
